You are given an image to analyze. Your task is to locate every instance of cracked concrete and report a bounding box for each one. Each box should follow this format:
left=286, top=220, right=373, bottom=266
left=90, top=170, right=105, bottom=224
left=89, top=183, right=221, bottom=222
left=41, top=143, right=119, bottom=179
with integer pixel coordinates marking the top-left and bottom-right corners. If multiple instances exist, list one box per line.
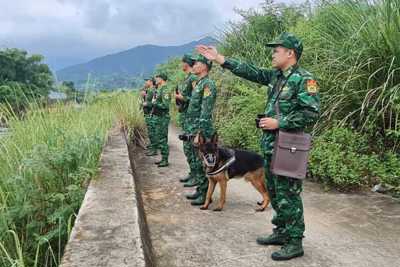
left=135, top=125, right=400, bottom=267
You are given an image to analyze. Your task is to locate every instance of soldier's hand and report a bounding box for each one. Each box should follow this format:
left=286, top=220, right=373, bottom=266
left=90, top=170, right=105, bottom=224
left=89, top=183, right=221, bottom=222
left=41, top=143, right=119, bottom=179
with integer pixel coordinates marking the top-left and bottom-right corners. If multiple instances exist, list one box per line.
left=259, top=117, right=279, bottom=130
left=196, top=45, right=225, bottom=65
left=175, top=91, right=184, bottom=101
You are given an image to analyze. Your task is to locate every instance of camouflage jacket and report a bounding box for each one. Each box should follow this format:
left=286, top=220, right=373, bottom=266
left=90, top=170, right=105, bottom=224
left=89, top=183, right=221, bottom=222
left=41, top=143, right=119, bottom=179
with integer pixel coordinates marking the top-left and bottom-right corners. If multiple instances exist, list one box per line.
left=179, top=72, right=198, bottom=113
left=152, top=84, right=170, bottom=116
left=186, top=75, right=217, bottom=138
left=143, top=86, right=155, bottom=114
left=221, top=58, right=320, bottom=155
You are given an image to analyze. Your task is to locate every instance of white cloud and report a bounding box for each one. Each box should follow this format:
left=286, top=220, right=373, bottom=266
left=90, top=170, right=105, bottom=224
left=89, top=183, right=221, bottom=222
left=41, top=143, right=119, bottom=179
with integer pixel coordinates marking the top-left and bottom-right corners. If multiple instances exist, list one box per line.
left=0, top=0, right=269, bottom=69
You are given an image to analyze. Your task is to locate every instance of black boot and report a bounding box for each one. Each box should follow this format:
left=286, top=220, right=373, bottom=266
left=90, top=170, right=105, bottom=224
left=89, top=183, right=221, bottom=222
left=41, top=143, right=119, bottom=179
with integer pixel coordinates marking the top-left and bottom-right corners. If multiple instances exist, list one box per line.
left=183, top=178, right=200, bottom=187
left=191, top=193, right=206, bottom=206
left=256, top=228, right=287, bottom=246
left=185, top=190, right=201, bottom=200
left=271, top=238, right=304, bottom=261
left=179, top=175, right=192, bottom=183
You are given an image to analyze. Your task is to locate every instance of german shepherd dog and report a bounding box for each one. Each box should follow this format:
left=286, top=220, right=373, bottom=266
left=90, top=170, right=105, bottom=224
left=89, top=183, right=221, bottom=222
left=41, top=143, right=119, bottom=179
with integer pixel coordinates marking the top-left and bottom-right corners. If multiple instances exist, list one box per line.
left=195, top=132, right=270, bottom=212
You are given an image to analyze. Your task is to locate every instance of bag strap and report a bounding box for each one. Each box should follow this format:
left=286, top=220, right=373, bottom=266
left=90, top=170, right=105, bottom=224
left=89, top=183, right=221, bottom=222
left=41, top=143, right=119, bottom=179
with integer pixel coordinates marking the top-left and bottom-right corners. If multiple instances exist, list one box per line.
left=273, top=67, right=298, bottom=117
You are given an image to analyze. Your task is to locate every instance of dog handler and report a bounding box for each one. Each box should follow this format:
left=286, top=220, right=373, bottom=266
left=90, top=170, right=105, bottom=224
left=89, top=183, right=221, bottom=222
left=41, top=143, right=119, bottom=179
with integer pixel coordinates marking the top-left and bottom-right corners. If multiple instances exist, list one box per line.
left=196, top=32, right=320, bottom=261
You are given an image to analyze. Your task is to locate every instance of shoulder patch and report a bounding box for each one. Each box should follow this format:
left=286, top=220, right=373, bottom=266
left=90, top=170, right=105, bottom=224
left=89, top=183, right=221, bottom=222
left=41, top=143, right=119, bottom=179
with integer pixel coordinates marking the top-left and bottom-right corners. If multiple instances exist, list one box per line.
left=203, top=86, right=211, bottom=97
left=306, top=79, right=319, bottom=95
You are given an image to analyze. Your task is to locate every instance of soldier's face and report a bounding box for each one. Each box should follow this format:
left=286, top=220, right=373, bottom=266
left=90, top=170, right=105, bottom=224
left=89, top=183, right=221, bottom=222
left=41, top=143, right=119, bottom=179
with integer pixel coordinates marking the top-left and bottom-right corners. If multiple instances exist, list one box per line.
left=272, top=46, right=294, bottom=69
left=193, top=61, right=207, bottom=74
left=182, top=62, right=191, bottom=72
left=155, top=77, right=162, bottom=86
left=145, top=80, right=152, bottom=88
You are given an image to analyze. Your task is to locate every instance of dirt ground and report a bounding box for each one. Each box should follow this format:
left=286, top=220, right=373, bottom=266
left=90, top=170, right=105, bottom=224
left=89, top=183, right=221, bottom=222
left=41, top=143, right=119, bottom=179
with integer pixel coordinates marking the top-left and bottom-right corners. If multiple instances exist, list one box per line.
left=135, top=125, right=400, bottom=267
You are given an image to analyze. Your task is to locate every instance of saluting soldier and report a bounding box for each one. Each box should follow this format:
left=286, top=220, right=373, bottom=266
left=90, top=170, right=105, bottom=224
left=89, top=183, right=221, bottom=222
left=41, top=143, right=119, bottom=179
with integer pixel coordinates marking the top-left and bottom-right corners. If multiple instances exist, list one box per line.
left=184, top=54, right=217, bottom=205
left=197, top=32, right=320, bottom=261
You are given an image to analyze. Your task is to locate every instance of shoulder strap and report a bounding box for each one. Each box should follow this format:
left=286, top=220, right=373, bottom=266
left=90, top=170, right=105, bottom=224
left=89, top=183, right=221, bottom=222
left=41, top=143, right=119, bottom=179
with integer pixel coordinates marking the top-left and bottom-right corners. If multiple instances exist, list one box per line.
left=274, top=67, right=298, bottom=117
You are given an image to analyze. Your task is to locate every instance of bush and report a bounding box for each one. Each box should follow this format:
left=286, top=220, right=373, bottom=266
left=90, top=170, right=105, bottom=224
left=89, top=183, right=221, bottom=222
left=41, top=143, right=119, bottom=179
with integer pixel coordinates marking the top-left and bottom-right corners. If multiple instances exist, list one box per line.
left=309, top=126, right=400, bottom=190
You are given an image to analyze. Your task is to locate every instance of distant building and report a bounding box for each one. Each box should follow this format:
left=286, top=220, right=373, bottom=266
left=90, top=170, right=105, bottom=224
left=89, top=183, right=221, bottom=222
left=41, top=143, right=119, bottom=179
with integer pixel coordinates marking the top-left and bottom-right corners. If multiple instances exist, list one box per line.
left=48, top=91, right=67, bottom=104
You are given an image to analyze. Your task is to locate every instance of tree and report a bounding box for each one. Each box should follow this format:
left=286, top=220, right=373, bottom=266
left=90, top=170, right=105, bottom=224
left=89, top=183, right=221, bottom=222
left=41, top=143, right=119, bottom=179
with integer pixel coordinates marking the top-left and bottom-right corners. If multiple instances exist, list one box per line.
left=0, top=48, right=54, bottom=111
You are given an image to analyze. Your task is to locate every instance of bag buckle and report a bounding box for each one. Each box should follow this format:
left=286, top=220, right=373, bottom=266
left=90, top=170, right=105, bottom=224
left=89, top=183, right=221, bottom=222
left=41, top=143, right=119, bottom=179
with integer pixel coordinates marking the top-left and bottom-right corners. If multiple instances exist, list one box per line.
left=290, top=147, right=297, bottom=153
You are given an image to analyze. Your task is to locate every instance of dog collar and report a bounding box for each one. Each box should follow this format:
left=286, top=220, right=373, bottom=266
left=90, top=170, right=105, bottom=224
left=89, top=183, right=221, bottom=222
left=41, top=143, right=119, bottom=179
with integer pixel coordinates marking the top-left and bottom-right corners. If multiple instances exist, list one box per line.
left=206, top=150, right=236, bottom=176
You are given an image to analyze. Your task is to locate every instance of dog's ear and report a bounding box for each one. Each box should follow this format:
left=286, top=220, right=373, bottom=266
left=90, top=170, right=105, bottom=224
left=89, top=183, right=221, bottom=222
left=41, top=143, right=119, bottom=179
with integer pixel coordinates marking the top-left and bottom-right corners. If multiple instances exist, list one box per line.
left=193, top=131, right=205, bottom=147
left=211, top=132, right=218, bottom=145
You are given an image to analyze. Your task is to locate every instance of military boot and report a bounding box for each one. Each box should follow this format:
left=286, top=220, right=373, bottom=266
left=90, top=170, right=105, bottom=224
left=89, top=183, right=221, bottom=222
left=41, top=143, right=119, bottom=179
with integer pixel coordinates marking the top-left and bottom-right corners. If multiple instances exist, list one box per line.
left=183, top=178, right=200, bottom=187
left=271, top=238, right=304, bottom=261
left=256, top=229, right=287, bottom=246
left=185, top=190, right=201, bottom=200
left=190, top=193, right=206, bottom=206
left=157, top=159, right=169, bottom=168
left=179, top=175, right=192, bottom=183
left=145, top=150, right=157, bottom=156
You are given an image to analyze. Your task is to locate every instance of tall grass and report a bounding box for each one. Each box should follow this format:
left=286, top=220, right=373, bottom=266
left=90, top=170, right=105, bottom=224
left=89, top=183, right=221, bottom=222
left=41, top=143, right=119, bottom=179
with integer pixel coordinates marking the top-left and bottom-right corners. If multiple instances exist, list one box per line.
left=0, top=92, right=144, bottom=267
left=156, top=0, right=400, bottom=189
left=296, top=0, right=400, bottom=148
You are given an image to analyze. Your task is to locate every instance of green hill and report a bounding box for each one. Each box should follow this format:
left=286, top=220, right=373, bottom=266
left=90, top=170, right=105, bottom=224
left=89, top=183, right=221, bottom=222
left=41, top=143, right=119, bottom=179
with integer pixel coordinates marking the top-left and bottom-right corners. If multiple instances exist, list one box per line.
left=56, top=37, right=216, bottom=89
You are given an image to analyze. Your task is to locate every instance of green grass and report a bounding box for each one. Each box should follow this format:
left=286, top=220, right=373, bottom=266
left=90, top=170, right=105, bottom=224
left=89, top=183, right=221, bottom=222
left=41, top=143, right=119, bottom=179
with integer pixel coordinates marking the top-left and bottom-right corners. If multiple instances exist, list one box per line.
left=0, top=92, right=144, bottom=267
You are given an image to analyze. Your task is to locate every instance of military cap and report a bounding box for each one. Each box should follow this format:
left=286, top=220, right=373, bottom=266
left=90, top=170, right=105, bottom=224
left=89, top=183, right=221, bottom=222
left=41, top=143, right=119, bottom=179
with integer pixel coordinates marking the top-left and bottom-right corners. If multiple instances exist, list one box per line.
left=266, top=32, right=303, bottom=60
left=155, top=72, right=168, bottom=81
left=144, top=76, right=156, bottom=84
left=193, top=54, right=213, bottom=70
left=182, top=53, right=195, bottom=67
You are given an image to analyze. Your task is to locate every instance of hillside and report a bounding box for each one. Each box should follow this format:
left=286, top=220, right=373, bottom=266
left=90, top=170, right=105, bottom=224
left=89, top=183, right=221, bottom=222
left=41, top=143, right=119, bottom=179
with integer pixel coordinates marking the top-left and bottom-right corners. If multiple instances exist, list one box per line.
left=56, top=37, right=216, bottom=89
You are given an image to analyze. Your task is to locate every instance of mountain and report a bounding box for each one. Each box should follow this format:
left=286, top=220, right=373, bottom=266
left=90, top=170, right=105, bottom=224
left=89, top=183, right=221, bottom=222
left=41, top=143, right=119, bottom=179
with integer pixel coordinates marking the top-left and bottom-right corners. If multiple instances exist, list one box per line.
left=56, top=37, right=217, bottom=89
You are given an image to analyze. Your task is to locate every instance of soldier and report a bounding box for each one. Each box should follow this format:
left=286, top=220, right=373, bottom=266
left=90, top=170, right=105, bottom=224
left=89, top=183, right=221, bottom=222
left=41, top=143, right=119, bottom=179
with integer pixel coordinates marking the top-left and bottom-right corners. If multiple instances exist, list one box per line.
left=175, top=54, right=198, bottom=183
left=142, top=77, right=158, bottom=156
left=152, top=73, right=170, bottom=167
left=196, top=32, right=320, bottom=260
left=184, top=54, right=217, bottom=205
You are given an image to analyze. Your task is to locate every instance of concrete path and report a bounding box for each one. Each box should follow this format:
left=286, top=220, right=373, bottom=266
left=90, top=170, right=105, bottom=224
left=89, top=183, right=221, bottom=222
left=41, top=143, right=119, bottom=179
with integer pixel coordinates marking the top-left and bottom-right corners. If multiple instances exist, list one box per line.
left=135, top=126, right=400, bottom=267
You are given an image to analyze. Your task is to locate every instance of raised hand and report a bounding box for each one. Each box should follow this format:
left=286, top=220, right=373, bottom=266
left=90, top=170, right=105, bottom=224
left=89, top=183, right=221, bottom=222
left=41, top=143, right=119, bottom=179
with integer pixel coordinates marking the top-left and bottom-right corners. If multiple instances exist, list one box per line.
left=196, top=45, right=218, bottom=60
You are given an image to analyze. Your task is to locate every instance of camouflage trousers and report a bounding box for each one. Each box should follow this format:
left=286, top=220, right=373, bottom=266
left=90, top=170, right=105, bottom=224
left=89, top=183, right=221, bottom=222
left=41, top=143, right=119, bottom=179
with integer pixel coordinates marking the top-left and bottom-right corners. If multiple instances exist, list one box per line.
left=180, top=113, right=195, bottom=178
left=144, top=114, right=157, bottom=151
left=187, top=119, right=215, bottom=195
left=153, top=115, right=170, bottom=160
left=264, top=155, right=305, bottom=239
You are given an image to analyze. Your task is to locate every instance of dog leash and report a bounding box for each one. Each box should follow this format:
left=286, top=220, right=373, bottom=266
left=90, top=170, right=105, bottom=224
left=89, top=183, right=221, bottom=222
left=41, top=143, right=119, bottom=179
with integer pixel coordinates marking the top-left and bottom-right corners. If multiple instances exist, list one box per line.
left=206, top=149, right=236, bottom=176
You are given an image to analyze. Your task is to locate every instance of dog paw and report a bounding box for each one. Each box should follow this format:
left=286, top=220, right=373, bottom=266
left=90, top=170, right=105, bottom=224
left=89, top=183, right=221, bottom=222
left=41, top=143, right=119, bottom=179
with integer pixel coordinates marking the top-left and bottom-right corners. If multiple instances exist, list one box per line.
left=200, top=206, right=208, bottom=210
left=257, top=201, right=263, bottom=206
left=255, top=207, right=265, bottom=212
left=213, top=207, right=223, bottom=212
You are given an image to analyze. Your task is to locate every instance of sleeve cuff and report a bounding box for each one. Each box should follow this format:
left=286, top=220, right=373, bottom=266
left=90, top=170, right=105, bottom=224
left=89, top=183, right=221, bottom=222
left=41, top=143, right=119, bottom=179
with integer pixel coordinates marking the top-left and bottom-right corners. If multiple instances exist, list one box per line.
left=278, top=117, right=289, bottom=130
left=221, top=58, right=236, bottom=70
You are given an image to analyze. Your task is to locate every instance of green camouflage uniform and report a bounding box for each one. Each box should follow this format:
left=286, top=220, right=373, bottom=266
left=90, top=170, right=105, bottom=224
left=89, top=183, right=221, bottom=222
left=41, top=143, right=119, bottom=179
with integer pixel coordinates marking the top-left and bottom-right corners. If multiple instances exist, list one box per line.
left=186, top=74, right=217, bottom=196
left=143, top=86, right=157, bottom=152
left=221, top=59, right=320, bottom=240
left=179, top=73, right=198, bottom=178
left=152, top=84, right=171, bottom=163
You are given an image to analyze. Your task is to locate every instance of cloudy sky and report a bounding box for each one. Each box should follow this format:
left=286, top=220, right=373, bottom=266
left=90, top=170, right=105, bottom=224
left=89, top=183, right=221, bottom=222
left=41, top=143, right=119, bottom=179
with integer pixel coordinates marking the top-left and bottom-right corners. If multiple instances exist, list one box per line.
left=0, top=0, right=292, bottom=70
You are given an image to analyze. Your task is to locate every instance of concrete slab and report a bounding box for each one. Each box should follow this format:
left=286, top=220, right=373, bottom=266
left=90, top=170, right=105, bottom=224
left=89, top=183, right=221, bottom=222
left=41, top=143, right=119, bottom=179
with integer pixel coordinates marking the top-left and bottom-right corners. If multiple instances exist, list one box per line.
left=60, top=128, right=146, bottom=267
left=135, top=125, right=400, bottom=267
